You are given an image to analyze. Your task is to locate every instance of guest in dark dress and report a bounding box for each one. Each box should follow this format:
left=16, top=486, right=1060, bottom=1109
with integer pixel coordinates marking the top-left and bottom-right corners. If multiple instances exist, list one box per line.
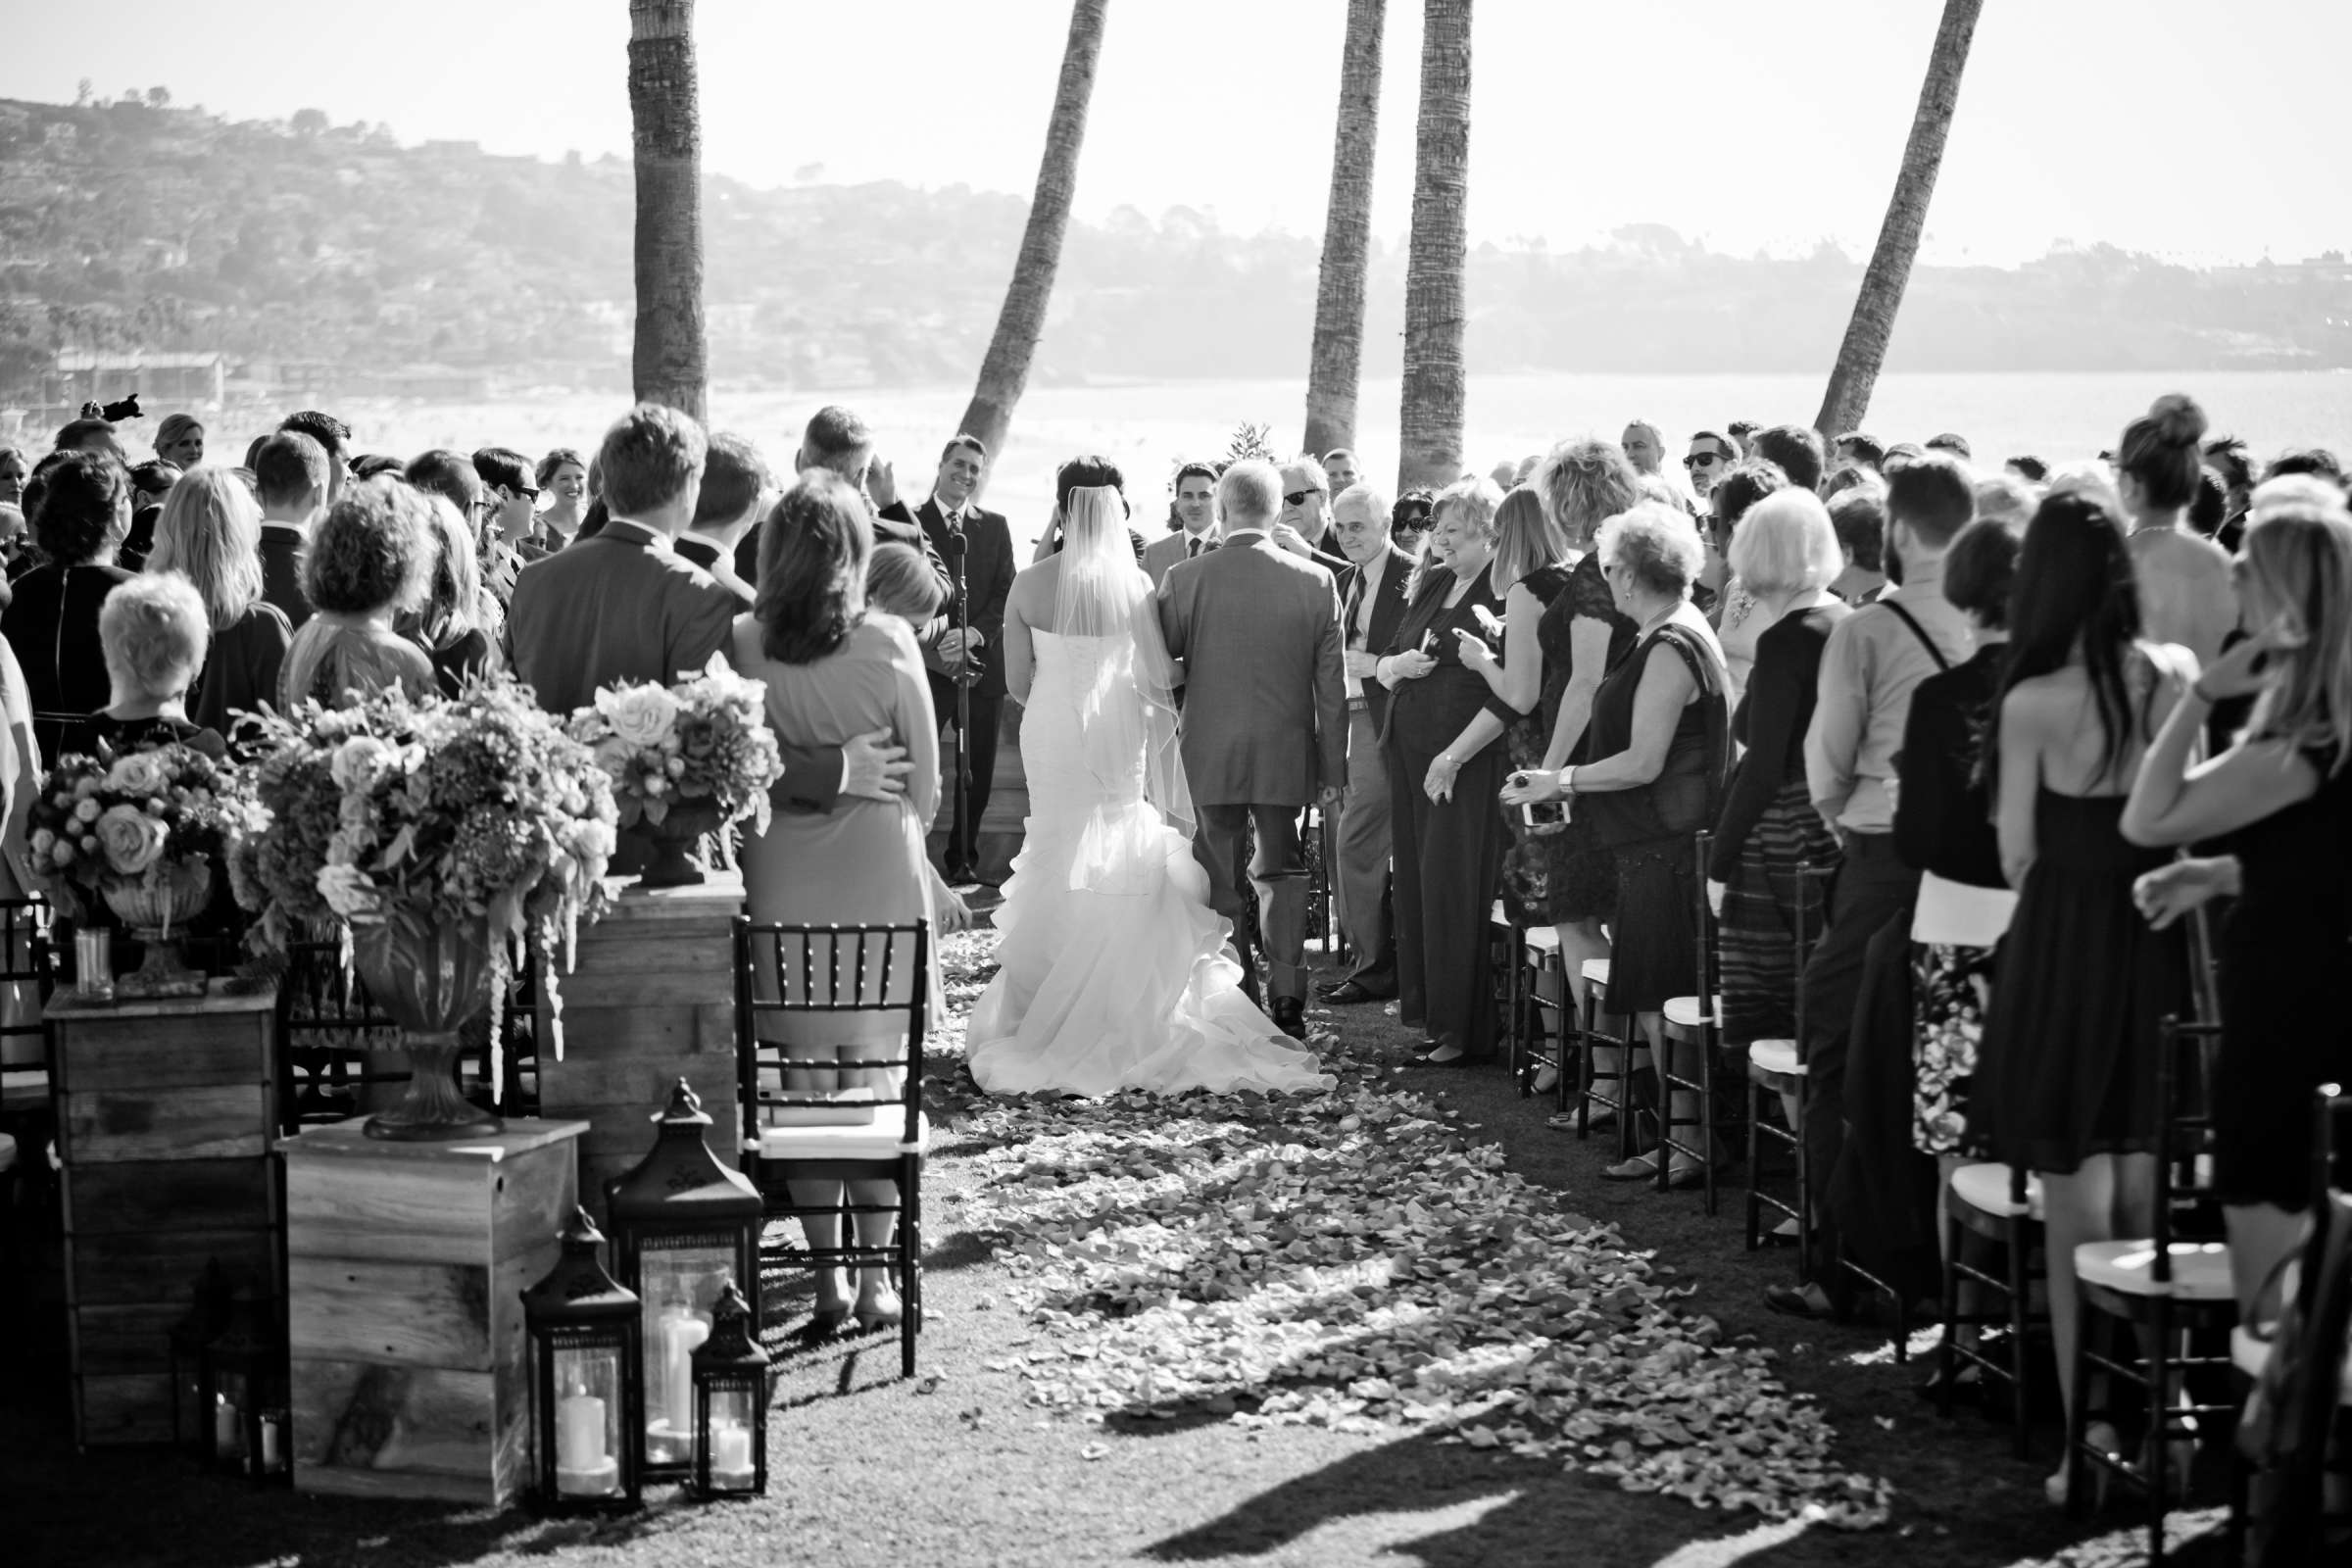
left=1375, top=477, right=1511, bottom=1065
left=1, top=450, right=134, bottom=757
left=147, top=466, right=293, bottom=743
left=1506, top=441, right=1642, bottom=1115
left=405, top=494, right=500, bottom=698
left=2124, top=501, right=2352, bottom=1318
left=1708, top=491, right=1849, bottom=1052
left=1973, top=489, right=2191, bottom=1495
left=1504, top=503, right=1731, bottom=1185
left=1894, top=521, right=2020, bottom=1157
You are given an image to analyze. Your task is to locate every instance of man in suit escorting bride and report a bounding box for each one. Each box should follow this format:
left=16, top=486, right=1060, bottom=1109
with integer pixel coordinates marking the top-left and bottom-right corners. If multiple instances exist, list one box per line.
left=1156, top=460, right=1349, bottom=1040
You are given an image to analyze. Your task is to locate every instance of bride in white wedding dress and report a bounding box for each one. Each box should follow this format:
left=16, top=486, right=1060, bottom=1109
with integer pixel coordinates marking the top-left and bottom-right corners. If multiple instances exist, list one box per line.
left=965, top=481, right=1334, bottom=1098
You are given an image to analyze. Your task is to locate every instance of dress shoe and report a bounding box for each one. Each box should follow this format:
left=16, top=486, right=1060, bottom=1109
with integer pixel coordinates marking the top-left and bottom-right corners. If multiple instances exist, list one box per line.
left=1318, top=979, right=1392, bottom=1005
left=1763, top=1282, right=1838, bottom=1320
left=1270, top=997, right=1307, bottom=1040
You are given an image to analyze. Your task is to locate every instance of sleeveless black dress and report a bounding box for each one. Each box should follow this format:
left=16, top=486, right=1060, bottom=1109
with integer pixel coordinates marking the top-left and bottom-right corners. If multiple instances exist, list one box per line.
left=1501, top=554, right=1637, bottom=924
left=2216, top=747, right=2352, bottom=1208
left=1975, top=790, right=2188, bottom=1173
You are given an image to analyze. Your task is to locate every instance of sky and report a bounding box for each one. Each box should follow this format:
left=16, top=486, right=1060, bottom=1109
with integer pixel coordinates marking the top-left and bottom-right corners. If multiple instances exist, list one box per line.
left=3, top=0, right=2347, bottom=268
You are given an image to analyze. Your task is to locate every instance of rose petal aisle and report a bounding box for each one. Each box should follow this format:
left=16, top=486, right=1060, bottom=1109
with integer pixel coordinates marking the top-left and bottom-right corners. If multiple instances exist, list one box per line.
left=932, top=934, right=1890, bottom=1532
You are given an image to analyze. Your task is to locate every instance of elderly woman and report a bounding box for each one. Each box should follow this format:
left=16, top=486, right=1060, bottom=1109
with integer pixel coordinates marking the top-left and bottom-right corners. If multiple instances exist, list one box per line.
left=278, top=479, right=439, bottom=710
left=147, top=467, right=293, bottom=738
left=1375, top=476, right=1511, bottom=1065
left=404, top=493, right=500, bottom=697
left=1706, top=491, right=1850, bottom=1090
left=1, top=450, right=135, bottom=756
left=732, top=470, right=937, bottom=1335
left=54, top=572, right=228, bottom=761
left=1706, top=460, right=1793, bottom=705
left=1504, top=504, right=1731, bottom=1185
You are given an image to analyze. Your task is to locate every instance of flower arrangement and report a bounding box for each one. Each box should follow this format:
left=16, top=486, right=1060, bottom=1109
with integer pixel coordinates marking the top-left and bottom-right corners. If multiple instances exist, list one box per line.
left=231, top=677, right=619, bottom=1084
left=29, top=741, right=260, bottom=921
left=566, top=651, right=783, bottom=840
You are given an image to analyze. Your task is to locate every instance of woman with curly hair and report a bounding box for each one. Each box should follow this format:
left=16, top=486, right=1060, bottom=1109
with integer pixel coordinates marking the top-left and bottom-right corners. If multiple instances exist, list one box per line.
left=277, top=478, right=439, bottom=710
left=534, top=447, right=589, bottom=551
left=730, top=468, right=937, bottom=1338
left=147, top=466, right=292, bottom=737
left=1, top=449, right=136, bottom=755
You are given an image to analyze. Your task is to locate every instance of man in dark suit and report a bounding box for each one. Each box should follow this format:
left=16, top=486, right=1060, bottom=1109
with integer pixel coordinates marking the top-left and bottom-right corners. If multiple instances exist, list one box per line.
left=1320, top=484, right=1414, bottom=1004
left=732, top=407, right=951, bottom=636
left=1157, top=460, right=1348, bottom=1040
left=1141, top=461, right=1220, bottom=588
left=675, top=431, right=764, bottom=609
left=503, top=404, right=738, bottom=716
left=252, top=430, right=328, bottom=630
left=916, top=433, right=1014, bottom=882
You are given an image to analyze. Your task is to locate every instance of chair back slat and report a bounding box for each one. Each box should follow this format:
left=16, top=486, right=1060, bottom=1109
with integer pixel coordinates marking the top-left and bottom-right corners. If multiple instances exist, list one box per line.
left=2151, top=1014, right=2227, bottom=1286
left=733, top=919, right=929, bottom=1150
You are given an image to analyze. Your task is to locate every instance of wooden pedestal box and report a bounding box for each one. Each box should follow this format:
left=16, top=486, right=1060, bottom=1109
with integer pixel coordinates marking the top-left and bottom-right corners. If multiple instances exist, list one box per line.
left=52, top=983, right=281, bottom=1446
left=279, top=1117, right=584, bottom=1505
left=535, top=875, right=742, bottom=1222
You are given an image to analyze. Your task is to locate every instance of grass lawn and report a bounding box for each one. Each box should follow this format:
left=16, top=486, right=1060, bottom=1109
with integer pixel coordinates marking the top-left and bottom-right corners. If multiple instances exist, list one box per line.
left=4, top=931, right=2235, bottom=1567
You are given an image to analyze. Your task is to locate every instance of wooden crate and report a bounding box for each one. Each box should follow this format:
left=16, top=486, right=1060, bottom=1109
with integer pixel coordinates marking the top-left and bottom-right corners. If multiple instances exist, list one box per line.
left=279, top=1116, right=583, bottom=1505
left=51, top=982, right=282, bottom=1446
left=536, top=875, right=742, bottom=1222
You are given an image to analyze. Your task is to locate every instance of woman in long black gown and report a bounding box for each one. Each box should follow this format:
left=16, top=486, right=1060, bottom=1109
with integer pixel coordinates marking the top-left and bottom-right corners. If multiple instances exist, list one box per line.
left=2124, top=502, right=2352, bottom=1320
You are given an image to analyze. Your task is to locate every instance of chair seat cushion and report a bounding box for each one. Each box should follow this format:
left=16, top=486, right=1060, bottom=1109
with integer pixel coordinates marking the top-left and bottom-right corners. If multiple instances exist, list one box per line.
left=2073, top=1239, right=2233, bottom=1301
left=758, top=1111, right=929, bottom=1162
left=1746, top=1039, right=1804, bottom=1078
left=1523, top=925, right=1561, bottom=956
left=2230, top=1323, right=2352, bottom=1402
left=1662, top=994, right=1719, bottom=1030
left=1948, top=1161, right=2043, bottom=1221
left=1581, top=957, right=1611, bottom=986
left=1490, top=899, right=1512, bottom=928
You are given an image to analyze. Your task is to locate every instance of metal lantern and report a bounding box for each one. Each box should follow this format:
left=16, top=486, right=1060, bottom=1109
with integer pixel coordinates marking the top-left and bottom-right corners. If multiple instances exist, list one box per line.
left=203, top=1290, right=289, bottom=1483
left=521, top=1206, right=642, bottom=1512
left=690, top=1280, right=770, bottom=1498
left=169, top=1259, right=233, bottom=1454
left=604, top=1078, right=761, bottom=1481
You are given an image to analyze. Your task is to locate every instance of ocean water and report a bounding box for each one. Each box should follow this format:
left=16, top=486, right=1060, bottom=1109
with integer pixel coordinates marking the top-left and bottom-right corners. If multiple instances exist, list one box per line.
left=205, top=369, right=2352, bottom=558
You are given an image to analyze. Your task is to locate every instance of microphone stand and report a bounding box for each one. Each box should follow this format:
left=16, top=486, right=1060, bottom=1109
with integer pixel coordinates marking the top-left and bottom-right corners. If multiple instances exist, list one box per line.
left=944, top=518, right=972, bottom=877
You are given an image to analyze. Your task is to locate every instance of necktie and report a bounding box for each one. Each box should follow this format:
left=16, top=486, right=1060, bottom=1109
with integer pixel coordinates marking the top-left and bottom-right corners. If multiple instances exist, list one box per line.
left=1344, top=570, right=1366, bottom=646
left=1188, top=536, right=1201, bottom=560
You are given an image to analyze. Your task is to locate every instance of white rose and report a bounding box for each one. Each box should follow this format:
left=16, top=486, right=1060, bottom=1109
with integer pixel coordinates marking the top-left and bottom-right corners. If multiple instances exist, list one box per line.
left=330, top=736, right=395, bottom=793
left=316, top=864, right=383, bottom=919
left=103, top=751, right=173, bottom=797
left=597, top=684, right=680, bottom=750
left=95, top=804, right=170, bottom=876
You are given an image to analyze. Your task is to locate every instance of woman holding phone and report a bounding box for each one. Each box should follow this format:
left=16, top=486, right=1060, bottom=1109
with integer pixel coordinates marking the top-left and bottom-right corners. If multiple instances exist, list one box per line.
left=1375, top=476, right=1511, bottom=1065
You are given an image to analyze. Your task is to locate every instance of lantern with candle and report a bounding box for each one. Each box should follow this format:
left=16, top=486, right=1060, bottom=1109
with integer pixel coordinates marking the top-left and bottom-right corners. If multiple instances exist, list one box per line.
left=690, top=1280, right=769, bottom=1498
left=203, top=1289, right=288, bottom=1482
left=170, top=1260, right=233, bottom=1454
left=521, top=1207, right=642, bottom=1512
left=604, top=1079, right=760, bottom=1481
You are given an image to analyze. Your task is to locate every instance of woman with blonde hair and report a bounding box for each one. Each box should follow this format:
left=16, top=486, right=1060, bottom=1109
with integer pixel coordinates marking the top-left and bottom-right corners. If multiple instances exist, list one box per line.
left=404, top=493, right=499, bottom=697
left=148, top=466, right=292, bottom=737
left=2125, top=498, right=2352, bottom=1319
left=154, top=413, right=206, bottom=471
left=55, top=571, right=227, bottom=761
left=278, top=478, right=438, bottom=710
left=1374, top=475, right=1512, bottom=1064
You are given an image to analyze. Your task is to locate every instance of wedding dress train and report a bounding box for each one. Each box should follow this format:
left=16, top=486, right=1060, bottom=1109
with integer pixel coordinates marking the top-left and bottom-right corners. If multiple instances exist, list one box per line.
left=965, top=628, right=1333, bottom=1098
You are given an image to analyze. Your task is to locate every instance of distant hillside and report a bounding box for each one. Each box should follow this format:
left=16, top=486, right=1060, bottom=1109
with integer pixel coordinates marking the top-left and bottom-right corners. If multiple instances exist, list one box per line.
left=3, top=90, right=2348, bottom=405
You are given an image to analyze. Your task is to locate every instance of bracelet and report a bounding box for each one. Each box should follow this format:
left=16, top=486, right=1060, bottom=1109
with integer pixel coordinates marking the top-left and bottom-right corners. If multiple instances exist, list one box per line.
left=1562, top=765, right=1578, bottom=795
left=1437, top=752, right=1458, bottom=770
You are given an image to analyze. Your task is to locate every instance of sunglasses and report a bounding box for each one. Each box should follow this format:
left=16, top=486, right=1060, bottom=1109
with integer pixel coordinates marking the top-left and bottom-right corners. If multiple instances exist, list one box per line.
left=1683, top=452, right=1728, bottom=470
left=1283, top=489, right=1325, bottom=508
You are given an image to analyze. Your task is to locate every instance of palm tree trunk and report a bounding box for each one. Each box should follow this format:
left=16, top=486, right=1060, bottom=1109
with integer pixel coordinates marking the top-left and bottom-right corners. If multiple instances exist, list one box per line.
left=957, top=0, right=1109, bottom=457
left=1813, top=0, right=1984, bottom=440
left=628, top=0, right=708, bottom=421
left=1397, top=0, right=1472, bottom=492
left=1303, top=0, right=1388, bottom=462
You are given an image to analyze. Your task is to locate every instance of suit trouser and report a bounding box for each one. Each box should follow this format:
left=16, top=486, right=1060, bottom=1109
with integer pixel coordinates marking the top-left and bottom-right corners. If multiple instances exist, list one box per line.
left=1194, top=803, right=1309, bottom=1003
left=928, top=674, right=1002, bottom=871
left=1335, top=702, right=1395, bottom=986
left=1798, top=831, right=1918, bottom=1208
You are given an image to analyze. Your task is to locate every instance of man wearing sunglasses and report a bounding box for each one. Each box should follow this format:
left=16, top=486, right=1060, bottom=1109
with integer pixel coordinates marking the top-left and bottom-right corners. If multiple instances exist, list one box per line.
left=1682, top=430, right=1740, bottom=502
left=1275, top=458, right=1351, bottom=573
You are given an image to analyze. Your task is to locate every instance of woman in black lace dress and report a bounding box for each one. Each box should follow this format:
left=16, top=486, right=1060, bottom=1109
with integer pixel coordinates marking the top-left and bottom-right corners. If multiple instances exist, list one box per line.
left=2124, top=502, right=2352, bottom=1320
left=1503, top=441, right=1642, bottom=1117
